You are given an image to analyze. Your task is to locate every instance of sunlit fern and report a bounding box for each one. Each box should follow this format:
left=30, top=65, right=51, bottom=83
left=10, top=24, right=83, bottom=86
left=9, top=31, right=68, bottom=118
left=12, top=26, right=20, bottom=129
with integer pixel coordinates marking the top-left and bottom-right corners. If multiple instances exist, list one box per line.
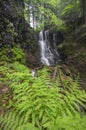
left=0, top=112, right=39, bottom=130
left=0, top=62, right=86, bottom=130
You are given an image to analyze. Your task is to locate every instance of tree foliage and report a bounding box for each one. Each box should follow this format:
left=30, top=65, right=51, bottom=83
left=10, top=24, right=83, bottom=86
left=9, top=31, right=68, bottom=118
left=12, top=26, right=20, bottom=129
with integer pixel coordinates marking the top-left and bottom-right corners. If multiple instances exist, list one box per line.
left=24, top=0, right=85, bottom=30
left=24, top=0, right=63, bottom=30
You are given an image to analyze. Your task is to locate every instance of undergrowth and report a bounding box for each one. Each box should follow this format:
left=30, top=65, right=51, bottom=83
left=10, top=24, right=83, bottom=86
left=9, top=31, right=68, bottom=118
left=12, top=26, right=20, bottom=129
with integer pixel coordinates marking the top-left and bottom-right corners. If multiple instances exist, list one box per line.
left=0, top=47, right=86, bottom=130
left=0, top=47, right=25, bottom=65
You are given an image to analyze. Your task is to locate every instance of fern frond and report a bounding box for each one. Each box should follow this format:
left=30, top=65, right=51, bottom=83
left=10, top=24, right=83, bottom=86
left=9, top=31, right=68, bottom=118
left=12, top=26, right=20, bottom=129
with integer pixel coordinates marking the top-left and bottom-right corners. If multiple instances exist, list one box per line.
left=0, top=112, right=39, bottom=130
left=0, top=61, right=86, bottom=130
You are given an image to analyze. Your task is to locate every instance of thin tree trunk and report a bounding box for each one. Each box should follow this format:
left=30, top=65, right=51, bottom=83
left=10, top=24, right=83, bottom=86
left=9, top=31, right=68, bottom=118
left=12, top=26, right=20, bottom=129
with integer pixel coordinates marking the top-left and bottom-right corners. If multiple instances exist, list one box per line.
left=81, top=0, right=86, bottom=23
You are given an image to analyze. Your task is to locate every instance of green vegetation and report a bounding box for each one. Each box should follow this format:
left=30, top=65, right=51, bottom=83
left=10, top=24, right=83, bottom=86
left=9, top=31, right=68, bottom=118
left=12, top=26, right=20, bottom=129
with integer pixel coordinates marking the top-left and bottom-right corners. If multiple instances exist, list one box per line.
left=24, top=0, right=64, bottom=30
left=0, top=48, right=86, bottom=130
left=24, top=0, right=85, bottom=31
left=0, top=47, right=25, bottom=64
left=0, top=0, right=86, bottom=130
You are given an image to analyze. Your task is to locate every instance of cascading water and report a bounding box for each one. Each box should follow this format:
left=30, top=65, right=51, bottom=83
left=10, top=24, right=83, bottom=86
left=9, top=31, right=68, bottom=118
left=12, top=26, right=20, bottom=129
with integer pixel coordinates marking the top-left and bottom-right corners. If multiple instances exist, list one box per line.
left=39, top=30, right=60, bottom=66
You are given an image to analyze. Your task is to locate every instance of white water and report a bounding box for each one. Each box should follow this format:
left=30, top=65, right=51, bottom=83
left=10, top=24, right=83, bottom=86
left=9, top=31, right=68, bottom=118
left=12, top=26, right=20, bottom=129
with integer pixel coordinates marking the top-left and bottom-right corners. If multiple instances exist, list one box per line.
left=31, top=70, right=36, bottom=77
left=39, top=30, right=60, bottom=66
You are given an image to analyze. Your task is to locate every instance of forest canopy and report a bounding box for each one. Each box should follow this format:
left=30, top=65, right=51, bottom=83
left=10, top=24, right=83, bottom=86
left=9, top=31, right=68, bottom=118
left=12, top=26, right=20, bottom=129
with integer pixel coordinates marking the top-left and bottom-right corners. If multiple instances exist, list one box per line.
left=24, top=0, right=85, bottom=30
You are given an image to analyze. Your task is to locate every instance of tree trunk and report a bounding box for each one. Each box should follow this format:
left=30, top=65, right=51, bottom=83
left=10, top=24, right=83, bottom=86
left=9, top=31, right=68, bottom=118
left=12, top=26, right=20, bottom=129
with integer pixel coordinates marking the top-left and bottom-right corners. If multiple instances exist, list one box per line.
left=81, top=0, right=86, bottom=23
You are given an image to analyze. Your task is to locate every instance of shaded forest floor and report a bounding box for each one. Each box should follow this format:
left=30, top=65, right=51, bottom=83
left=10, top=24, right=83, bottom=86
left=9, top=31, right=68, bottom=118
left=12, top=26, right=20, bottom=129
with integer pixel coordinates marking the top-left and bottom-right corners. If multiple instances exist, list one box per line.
left=0, top=84, right=10, bottom=115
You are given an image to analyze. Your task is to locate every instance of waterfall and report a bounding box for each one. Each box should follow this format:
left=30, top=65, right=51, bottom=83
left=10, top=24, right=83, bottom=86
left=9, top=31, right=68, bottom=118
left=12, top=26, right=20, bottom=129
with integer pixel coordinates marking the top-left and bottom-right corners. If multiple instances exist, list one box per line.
left=39, top=30, right=60, bottom=66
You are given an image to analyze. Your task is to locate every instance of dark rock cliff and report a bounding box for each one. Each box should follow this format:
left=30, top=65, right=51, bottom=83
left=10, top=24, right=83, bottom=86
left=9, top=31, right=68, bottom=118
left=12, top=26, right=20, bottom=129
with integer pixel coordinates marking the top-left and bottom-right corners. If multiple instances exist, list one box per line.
left=0, top=0, right=36, bottom=48
left=0, top=0, right=39, bottom=68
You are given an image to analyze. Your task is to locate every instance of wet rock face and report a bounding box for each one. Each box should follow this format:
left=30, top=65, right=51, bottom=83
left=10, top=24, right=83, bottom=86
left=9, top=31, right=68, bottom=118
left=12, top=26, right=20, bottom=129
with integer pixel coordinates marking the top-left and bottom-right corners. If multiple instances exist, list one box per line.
left=0, top=0, right=25, bottom=22
left=0, top=0, right=36, bottom=48
left=43, top=30, right=64, bottom=48
left=0, top=0, right=22, bottom=46
left=0, top=0, right=39, bottom=68
left=3, top=0, right=24, bottom=18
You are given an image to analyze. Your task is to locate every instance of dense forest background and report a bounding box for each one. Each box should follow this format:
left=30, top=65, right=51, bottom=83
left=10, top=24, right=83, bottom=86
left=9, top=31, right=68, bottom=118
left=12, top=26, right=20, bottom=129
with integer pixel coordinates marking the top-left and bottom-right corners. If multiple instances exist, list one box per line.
left=0, top=0, right=86, bottom=130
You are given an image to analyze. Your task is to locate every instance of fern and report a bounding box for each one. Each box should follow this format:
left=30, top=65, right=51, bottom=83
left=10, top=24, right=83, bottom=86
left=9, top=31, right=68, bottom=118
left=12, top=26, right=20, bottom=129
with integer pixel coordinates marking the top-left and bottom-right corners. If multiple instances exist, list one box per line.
left=0, top=112, right=39, bottom=130
left=11, top=47, right=25, bottom=63
left=0, top=47, right=25, bottom=64
left=47, top=114, right=86, bottom=130
left=0, top=61, right=86, bottom=130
